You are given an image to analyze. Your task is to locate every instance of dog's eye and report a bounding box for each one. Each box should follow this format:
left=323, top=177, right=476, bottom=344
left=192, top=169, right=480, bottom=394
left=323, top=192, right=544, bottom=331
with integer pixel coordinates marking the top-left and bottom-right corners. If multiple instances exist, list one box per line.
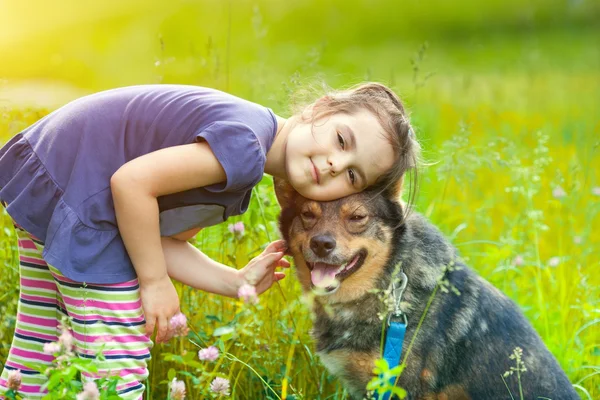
left=350, top=214, right=366, bottom=221
left=301, top=211, right=316, bottom=219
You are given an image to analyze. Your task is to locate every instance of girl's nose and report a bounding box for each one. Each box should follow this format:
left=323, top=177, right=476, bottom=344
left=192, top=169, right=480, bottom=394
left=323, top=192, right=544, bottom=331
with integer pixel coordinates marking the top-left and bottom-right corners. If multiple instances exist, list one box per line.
left=327, top=152, right=350, bottom=176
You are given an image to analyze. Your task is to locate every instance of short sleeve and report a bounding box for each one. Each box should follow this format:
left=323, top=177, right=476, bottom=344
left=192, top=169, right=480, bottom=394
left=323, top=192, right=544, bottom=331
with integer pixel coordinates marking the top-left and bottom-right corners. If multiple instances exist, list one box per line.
left=196, top=121, right=265, bottom=193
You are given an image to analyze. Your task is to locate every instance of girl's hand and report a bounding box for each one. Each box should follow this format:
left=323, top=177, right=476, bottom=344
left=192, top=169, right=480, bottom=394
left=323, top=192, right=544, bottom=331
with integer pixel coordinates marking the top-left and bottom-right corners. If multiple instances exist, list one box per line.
left=139, top=275, right=180, bottom=343
left=239, top=240, right=290, bottom=295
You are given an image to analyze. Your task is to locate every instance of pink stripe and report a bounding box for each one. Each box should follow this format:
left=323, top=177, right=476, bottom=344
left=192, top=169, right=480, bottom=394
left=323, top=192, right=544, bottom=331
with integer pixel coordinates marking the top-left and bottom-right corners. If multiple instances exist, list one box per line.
left=20, top=277, right=56, bottom=291
left=14, top=328, right=57, bottom=342
left=18, top=314, right=58, bottom=328
left=21, top=294, right=57, bottom=305
left=61, top=295, right=141, bottom=311
left=0, top=378, right=46, bottom=394
left=10, top=348, right=54, bottom=363
left=118, top=368, right=147, bottom=377
left=102, top=279, right=139, bottom=288
left=72, top=331, right=150, bottom=344
left=19, top=255, right=48, bottom=266
left=18, top=239, right=38, bottom=250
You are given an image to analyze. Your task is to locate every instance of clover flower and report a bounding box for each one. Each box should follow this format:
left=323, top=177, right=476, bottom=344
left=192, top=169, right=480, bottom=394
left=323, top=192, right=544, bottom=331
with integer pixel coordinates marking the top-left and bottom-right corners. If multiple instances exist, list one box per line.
left=237, top=283, right=258, bottom=304
left=169, top=312, right=189, bottom=337
left=198, top=346, right=219, bottom=361
left=6, top=369, right=22, bottom=391
left=170, top=378, right=186, bottom=400
left=59, top=329, right=74, bottom=353
left=210, top=377, right=230, bottom=396
left=76, top=381, right=100, bottom=400
left=228, top=221, right=245, bottom=235
left=512, top=255, right=524, bottom=266
left=552, top=186, right=566, bottom=199
left=43, top=342, right=62, bottom=354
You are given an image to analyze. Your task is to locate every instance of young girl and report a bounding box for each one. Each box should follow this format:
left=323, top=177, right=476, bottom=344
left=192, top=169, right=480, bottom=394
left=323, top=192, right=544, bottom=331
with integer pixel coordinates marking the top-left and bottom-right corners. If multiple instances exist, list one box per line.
left=0, top=82, right=419, bottom=399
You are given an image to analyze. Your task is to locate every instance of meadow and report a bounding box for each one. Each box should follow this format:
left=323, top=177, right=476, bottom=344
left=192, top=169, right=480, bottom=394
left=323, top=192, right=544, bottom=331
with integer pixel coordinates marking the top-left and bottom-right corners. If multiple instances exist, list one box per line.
left=0, top=0, right=599, bottom=398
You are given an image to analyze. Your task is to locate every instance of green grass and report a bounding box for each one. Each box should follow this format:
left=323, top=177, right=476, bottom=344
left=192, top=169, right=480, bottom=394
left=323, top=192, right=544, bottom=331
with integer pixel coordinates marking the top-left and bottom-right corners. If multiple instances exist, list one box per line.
left=1, top=1, right=599, bottom=398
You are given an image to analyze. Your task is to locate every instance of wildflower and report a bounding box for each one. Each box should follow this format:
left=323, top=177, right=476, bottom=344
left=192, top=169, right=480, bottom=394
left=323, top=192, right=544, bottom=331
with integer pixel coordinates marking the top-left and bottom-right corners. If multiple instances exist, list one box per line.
left=170, top=378, right=186, bottom=400
left=198, top=346, right=219, bottom=361
left=237, top=283, right=258, bottom=304
left=169, top=312, right=189, bottom=337
left=512, top=255, right=524, bottom=266
left=548, top=257, right=560, bottom=267
left=6, top=370, right=22, bottom=391
left=503, top=346, right=527, bottom=377
left=76, top=381, right=100, bottom=400
left=227, top=221, right=245, bottom=236
left=552, top=186, right=566, bottom=199
left=592, top=187, right=600, bottom=196
left=573, top=236, right=582, bottom=244
left=43, top=341, right=62, bottom=354
left=59, top=329, right=74, bottom=353
left=210, top=377, right=230, bottom=396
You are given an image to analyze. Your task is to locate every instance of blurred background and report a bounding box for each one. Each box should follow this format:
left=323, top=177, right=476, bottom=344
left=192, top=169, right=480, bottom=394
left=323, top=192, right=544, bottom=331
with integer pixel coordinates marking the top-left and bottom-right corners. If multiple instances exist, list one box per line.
left=1, top=0, right=599, bottom=398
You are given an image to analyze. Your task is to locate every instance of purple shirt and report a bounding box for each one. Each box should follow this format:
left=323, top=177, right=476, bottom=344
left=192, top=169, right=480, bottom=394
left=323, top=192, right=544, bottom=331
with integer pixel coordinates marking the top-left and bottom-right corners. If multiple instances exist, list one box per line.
left=0, top=85, right=277, bottom=283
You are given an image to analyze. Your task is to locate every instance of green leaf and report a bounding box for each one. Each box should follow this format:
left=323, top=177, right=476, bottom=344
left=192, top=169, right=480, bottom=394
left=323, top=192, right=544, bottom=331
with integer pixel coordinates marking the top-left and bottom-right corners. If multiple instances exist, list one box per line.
left=184, top=360, right=205, bottom=370
left=205, top=314, right=221, bottom=323
left=390, top=385, right=408, bottom=397
left=183, top=350, right=197, bottom=361
left=168, top=368, right=176, bottom=381
left=213, top=326, right=235, bottom=337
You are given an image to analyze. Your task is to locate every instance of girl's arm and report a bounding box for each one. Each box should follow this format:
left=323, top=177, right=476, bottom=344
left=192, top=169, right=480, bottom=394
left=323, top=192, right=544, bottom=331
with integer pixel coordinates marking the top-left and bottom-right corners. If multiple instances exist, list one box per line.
left=161, top=237, right=288, bottom=297
left=111, top=141, right=227, bottom=342
left=161, top=237, right=240, bottom=296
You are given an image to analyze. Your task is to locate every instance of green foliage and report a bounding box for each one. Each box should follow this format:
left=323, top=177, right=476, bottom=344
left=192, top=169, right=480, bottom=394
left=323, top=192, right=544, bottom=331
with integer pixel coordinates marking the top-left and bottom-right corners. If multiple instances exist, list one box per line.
left=1, top=1, right=599, bottom=398
left=3, top=320, right=124, bottom=400
left=367, top=358, right=407, bottom=399
left=38, top=354, right=122, bottom=400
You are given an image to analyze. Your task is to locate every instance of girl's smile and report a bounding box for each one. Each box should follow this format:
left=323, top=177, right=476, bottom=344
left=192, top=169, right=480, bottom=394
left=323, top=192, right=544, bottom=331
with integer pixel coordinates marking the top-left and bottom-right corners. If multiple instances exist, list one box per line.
left=310, top=158, right=320, bottom=184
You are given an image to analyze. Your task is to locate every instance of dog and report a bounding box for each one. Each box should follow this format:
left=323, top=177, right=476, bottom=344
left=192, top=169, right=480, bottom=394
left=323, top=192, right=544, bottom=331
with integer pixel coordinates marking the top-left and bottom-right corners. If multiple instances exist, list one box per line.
left=275, top=179, right=579, bottom=400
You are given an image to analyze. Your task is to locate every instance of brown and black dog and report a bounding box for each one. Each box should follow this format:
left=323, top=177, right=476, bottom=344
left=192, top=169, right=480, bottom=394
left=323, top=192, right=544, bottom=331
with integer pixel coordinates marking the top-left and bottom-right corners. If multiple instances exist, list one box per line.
left=275, top=179, right=579, bottom=400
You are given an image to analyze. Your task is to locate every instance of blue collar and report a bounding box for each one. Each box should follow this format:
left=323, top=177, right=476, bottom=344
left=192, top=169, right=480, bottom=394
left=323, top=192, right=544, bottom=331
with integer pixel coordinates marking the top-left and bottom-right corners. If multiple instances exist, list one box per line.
left=374, top=273, right=408, bottom=400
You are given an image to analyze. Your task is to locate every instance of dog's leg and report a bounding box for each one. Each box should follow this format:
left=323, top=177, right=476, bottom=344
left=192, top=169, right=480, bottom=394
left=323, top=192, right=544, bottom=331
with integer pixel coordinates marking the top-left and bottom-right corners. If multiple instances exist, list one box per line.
left=319, top=348, right=379, bottom=399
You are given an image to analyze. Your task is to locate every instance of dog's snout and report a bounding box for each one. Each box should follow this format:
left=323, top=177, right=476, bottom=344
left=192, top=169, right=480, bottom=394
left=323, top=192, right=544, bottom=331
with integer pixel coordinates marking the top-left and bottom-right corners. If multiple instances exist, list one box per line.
left=310, top=235, right=336, bottom=257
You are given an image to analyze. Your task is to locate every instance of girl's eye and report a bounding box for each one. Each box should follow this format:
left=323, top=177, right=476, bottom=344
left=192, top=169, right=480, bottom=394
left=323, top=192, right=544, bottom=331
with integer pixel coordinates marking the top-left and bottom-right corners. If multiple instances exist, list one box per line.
left=337, top=132, right=345, bottom=149
left=348, top=169, right=356, bottom=185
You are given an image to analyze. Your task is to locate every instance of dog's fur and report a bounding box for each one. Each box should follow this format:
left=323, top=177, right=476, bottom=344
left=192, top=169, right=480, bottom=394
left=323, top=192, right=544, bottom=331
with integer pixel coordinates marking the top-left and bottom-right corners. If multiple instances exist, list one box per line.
left=276, top=179, right=579, bottom=400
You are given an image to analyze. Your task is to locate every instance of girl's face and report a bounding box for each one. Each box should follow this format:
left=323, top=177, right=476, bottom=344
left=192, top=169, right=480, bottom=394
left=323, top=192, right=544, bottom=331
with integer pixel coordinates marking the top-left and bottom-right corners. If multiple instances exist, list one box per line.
left=285, top=109, right=395, bottom=201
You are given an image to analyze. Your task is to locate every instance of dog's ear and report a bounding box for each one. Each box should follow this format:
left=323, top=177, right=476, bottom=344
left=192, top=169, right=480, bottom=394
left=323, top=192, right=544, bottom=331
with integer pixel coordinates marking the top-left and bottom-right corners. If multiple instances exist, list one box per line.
left=385, top=176, right=405, bottom=204
left=273, top=178, right=296, bottom=208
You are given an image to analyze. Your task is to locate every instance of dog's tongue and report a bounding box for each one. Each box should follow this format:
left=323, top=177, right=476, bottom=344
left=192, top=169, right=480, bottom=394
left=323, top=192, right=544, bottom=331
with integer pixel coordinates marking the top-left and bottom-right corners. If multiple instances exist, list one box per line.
left=311, top=263, right=339, bottom=288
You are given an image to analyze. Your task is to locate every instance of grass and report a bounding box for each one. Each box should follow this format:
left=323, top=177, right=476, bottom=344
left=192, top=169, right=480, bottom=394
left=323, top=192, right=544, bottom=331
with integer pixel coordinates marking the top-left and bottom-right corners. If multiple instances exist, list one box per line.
left=1, top=0, right=599, bottom=398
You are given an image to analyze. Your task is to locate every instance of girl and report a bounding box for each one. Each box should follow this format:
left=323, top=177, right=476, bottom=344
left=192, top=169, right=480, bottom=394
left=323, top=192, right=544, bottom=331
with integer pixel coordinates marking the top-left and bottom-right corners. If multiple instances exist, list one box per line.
left=0, top=82, right=419, bottom=399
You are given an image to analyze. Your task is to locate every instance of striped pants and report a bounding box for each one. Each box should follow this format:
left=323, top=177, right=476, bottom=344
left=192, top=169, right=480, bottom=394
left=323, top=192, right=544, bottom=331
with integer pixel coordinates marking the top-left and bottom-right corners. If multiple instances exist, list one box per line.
left=0, top=227, right=152, bottom=399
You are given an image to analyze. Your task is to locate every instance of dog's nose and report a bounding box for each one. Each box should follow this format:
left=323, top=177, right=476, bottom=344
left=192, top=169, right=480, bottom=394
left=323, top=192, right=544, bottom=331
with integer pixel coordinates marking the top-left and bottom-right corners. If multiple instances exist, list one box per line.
left=310, top=235, right=336, bottom=257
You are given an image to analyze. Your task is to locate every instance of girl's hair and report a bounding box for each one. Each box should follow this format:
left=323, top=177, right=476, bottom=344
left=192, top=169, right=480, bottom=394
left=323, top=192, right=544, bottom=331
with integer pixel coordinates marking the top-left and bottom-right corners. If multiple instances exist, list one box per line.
left=296, top=82, right=421, bottom=209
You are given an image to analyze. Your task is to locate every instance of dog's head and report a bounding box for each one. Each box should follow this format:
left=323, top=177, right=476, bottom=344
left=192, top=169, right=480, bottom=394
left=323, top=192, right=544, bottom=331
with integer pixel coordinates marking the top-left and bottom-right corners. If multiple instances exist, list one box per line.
left=276, top=178, right=406, bottom=303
